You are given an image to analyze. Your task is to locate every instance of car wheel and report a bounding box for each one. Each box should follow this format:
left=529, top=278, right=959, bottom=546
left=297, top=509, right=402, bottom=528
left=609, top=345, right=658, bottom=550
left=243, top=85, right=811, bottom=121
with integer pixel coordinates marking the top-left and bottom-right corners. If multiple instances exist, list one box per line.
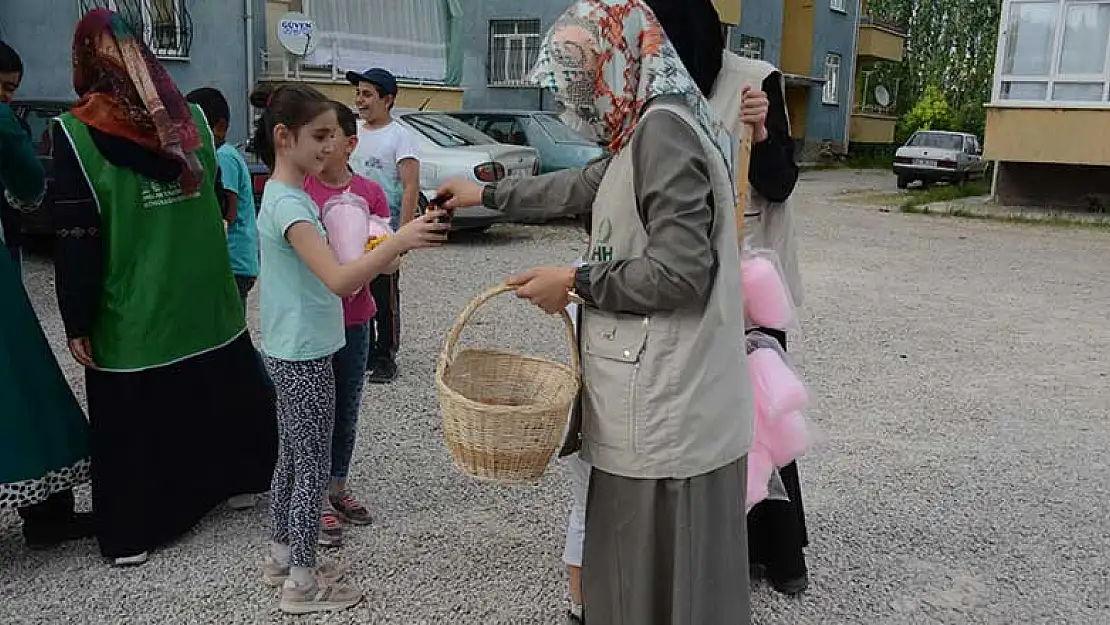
left=896, top=175, right=909, bottom=190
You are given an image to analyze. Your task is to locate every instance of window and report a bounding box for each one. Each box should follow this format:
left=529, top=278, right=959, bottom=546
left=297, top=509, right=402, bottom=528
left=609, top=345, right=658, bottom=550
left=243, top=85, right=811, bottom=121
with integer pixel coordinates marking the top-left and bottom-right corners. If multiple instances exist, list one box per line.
left=823, top=53, right=842, bottom=104
left=471, top=115, right=529, bottom=145
left=305, top=0, right=450, bottom=82
left=734, top=34, right=765, bottom=60
left=535, top=113, right=597, bottom=145
left=488, top=19, right=542, bottom=87
left=82, top=0, right=193, bottom=58
left=831, top=0, right=847, bottom=12
left=995, top=0, right=1110, bottom=104
left=908, top=132, right=966, bottom=150
left=400, top=113, right=498, bottom=148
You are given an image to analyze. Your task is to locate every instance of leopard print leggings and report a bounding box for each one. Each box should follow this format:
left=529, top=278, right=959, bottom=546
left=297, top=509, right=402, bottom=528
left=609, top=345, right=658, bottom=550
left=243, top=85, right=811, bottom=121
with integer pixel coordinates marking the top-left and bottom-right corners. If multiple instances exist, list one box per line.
left=266, top=356, right=336, bottom=568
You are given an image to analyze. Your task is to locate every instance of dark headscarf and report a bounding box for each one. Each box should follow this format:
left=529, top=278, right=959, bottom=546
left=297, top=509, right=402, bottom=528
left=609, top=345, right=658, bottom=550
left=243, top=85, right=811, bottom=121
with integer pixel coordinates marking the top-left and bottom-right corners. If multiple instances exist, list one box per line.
left=643, top=0, right=725, bottom=97
left=70, top=9, right=204, bottom=193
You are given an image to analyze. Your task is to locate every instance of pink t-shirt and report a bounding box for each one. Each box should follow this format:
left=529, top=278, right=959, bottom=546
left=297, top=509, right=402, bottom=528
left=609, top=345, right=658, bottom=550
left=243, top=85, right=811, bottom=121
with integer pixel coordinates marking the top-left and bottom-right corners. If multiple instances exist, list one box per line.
left=304, top=173, right=390, bottom=328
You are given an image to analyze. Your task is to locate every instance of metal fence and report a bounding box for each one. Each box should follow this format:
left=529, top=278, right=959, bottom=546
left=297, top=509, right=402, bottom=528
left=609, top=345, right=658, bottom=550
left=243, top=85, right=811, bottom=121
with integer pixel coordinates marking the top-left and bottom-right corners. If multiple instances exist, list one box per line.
left=78, top=0, right=194, bottom=59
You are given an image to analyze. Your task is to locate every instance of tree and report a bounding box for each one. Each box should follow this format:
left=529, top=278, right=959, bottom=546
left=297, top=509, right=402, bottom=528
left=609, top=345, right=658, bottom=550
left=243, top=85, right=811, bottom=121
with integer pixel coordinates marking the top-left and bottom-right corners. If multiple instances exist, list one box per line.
left=898, top=84, right=953, bottom=141
left=863, top=0, right=1002, bottom=137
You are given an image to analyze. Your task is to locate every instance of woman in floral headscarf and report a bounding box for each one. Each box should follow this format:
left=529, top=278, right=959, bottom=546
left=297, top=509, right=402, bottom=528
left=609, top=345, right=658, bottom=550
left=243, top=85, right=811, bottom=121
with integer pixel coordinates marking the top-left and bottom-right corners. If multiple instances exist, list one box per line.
left=50, top=10, right=276, bottom=566
left=438, top=2, right=755, bottom=622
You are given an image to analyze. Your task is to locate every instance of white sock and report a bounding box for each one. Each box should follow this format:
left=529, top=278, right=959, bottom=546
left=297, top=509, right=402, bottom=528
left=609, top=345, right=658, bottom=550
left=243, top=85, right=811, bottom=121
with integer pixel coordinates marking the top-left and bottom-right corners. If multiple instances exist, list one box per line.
left=270, top=542, right=291, bottom=566
left=290, top=566, right=315, bottom=586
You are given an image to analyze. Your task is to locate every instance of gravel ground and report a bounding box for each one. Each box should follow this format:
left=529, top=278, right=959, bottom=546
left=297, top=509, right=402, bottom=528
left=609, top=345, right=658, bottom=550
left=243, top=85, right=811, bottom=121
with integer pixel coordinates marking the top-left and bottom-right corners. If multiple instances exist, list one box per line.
left=2, top=169, right=1108, bottom=624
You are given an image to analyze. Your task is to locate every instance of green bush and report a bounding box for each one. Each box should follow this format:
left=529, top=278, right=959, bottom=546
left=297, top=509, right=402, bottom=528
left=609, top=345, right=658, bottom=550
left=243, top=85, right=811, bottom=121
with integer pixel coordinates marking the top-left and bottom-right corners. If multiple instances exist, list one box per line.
left=897, top=85, right=953, bottom=143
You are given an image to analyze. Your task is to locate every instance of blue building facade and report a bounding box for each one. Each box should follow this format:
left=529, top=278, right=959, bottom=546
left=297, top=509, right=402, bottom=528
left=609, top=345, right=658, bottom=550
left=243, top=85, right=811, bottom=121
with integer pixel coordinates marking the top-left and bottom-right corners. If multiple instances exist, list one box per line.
left=457, top=0, right=567, bottom=111
left=0, top=0, right=259, bottom=145
left=803, top=0, right=857, bottom=147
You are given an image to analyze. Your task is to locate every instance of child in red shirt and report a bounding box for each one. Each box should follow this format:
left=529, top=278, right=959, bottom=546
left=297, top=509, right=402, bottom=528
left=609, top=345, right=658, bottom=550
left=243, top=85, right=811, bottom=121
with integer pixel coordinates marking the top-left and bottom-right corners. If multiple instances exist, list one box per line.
left=303, top=101, right=390, bottom=547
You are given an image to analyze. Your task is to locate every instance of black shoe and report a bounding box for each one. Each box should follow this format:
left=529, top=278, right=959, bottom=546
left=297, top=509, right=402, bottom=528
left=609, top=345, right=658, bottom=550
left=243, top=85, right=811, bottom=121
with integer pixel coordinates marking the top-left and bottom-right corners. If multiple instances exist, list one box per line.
left=367, top=358, right=397, bottom=384
left=770, top=572, right=809, bottom=596
left=23, top=512, right=95, bottom=550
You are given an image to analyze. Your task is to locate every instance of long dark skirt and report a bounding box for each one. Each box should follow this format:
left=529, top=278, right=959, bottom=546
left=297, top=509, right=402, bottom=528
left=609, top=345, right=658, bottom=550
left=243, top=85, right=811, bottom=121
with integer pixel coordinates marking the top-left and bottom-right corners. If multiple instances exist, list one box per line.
left=86, top=332, right=277, bottom=559
left=581, top=459, right=751, bottom=625
left=746, top=328, right=809, bottom=584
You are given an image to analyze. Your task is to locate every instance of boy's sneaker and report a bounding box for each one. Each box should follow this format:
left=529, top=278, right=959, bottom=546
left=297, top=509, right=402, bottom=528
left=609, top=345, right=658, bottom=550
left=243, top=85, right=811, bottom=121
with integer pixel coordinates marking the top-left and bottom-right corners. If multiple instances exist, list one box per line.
left=261, top=557, right=347, bottom=587
left=367, top=357, right=397, bottom=384
left=329, top=491, right=374, bottom=526
left=227, top=494, right=257, bottom=510
left=319, top=507, right=343, bottom=547
left=279, top=579, right=363, bottom=615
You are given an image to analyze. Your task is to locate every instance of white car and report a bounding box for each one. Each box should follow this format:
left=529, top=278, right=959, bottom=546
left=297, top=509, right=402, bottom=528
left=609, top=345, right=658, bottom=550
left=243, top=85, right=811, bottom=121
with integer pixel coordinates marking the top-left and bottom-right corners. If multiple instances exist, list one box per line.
left=892, top=131, right=987, bottom=189
left=394, top=109, right=540, bottom=231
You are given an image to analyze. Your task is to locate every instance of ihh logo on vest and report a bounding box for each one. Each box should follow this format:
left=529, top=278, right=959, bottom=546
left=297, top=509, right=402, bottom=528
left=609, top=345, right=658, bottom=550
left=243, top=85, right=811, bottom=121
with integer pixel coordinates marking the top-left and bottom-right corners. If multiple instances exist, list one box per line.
left=590, top=217, right=614, bottom=263
left=139, top=178, right=200, bottom=209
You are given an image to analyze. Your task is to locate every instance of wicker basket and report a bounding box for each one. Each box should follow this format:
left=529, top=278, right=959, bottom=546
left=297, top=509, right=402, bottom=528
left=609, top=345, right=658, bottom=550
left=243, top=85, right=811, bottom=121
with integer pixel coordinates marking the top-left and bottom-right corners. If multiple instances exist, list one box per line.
left=436, top=284, right=581, bottom=484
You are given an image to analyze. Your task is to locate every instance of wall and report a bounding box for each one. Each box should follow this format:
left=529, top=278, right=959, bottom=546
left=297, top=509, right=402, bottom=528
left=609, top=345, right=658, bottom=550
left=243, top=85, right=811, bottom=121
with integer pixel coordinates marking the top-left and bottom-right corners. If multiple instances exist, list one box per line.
left=458, top=0, right=566, bottom=111
left=804, top=0, right=858, bottom=148
left=0, top=0, right=252, bottom=145
left=984, top=106, right=1110, bottom=167
left=995, top=161, right=1110, bottom=208
left=731, top=0, right=784, bottom=66
left=712, top=0, right=742, bottom=26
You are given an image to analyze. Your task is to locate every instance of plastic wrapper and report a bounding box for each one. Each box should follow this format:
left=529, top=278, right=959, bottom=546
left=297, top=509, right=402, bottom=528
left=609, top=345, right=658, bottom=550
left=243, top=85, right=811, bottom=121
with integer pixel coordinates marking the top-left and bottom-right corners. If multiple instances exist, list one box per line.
left=321, top=191, right=371, bottom=264
left=748, top=347, right=809, bottom=421
left=740, top=248, right=798, bottom=333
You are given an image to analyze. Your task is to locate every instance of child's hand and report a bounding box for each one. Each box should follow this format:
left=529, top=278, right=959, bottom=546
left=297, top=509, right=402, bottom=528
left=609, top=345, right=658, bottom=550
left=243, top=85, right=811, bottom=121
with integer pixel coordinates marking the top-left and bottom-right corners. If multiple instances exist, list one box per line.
left=392, top=210, right=450, bottom=252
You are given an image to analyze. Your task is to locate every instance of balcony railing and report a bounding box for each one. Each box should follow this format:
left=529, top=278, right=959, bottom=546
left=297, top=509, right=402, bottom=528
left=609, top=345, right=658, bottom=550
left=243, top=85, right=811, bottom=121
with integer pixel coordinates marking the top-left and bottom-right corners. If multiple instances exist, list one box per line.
left=859, top=14, right=907, bottom=37
left=78, top=0, right=194, bottom=59
left=259, top=47, right=448, bottom=88
left=853, top=103, right=898, bottom=116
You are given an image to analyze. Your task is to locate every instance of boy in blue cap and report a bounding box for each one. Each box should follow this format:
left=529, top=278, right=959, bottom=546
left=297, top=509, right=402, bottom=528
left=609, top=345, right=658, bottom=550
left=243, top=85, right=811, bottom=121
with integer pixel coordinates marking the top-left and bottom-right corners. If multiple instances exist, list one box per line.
left=345, top=67, right=419, bottom=384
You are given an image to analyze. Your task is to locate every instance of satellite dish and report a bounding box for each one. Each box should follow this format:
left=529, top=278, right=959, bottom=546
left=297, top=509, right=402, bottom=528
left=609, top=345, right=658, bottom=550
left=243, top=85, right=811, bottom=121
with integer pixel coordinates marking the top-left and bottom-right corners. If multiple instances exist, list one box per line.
left=277, top=12, right=317, bottom=56
left=874, top=85, right=892, bottom=107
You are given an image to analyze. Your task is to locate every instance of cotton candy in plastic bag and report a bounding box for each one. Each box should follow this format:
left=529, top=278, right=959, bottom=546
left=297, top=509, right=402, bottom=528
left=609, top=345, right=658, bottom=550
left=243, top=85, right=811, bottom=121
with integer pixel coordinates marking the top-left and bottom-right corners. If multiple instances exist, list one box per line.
left=747, top=347, right=809, bottom=421
left=740, top=248, right=798, bottom=332
left=321, top=192, right=372, bottom=264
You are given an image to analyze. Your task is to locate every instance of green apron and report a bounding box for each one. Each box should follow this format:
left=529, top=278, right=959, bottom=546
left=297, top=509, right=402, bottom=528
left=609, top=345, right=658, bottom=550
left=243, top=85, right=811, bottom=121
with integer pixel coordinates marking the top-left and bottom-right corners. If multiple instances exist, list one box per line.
left=0, top=238, right=90, bottom=504
left=55, top=105, right=244, bottom=372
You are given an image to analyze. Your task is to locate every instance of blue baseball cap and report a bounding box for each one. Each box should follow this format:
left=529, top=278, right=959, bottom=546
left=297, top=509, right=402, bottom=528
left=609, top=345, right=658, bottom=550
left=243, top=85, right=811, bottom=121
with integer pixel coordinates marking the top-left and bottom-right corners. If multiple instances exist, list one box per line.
left=345, top=68, right=398, bottom=95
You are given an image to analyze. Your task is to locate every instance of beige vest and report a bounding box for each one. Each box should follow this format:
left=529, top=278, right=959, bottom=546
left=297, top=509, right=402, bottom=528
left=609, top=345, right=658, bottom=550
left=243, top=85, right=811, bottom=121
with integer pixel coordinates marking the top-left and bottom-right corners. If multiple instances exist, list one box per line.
left=578, top=100, right=752, bottom=479
left=710, top=52, right=804, bottom=307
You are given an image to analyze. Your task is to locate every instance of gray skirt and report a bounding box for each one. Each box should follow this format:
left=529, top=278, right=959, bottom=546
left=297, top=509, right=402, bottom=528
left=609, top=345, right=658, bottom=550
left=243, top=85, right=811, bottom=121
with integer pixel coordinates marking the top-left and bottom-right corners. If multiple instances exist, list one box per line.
left=581, top=458, right=751, bottom=625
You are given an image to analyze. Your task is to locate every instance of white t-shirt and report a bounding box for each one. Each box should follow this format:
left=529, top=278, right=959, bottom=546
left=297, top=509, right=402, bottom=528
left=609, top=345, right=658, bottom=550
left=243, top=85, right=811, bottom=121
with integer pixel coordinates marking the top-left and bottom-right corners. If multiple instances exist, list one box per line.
left=350, top=121, right=420, bottom=185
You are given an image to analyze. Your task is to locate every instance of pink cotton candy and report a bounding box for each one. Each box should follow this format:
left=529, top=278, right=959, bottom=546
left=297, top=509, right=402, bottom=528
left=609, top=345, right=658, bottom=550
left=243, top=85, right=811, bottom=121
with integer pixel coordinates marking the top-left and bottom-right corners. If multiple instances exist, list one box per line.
left=741, top=256, right=793, bottom=329
left=766, top=410, right=810, bottom=467
left=746, top=448, right=774, bottom=508
left=748, top=348, right=809, bottom=420
left=322, top=201, right=370, bottom=264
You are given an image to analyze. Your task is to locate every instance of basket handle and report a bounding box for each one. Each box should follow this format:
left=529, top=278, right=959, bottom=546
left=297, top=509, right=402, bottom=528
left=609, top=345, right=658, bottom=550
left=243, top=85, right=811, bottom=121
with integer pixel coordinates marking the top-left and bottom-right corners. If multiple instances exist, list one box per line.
left=438, top=284, right=582, bottom=381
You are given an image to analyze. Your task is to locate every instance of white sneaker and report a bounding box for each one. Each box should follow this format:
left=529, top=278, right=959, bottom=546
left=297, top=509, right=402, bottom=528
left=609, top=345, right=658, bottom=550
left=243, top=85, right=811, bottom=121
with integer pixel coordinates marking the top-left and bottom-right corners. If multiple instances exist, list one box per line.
left=113, top=552, right=149, bottom=566
left=227, top=494, right=258, bottom=510
left=279, top=578, right=363, bottom=614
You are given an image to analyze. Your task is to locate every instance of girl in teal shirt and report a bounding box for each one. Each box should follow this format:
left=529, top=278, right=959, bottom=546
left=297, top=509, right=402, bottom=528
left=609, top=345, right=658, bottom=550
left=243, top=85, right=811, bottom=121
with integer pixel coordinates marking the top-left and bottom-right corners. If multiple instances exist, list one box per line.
left=250, top=83, right=449, bottom=616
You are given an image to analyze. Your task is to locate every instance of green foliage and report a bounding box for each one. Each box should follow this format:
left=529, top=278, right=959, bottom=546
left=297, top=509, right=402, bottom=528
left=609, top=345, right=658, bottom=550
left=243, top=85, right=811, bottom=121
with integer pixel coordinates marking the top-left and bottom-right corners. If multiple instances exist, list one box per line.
left=897, top=85, right=953, bottom=142
left=863, top=0, right=1003, bottom=140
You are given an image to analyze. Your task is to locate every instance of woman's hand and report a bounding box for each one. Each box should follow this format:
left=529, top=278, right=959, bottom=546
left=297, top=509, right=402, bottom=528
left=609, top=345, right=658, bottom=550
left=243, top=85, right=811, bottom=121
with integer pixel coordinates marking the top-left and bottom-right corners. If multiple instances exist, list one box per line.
left=741, top=85, right=770, bottom=144
left=68, top=337, right=96, bottom=368
left=390, top=210, right=451, bottom=253
left=506, top=267, right=577, bottom=314
left=434, top=179, right=485, bottom=211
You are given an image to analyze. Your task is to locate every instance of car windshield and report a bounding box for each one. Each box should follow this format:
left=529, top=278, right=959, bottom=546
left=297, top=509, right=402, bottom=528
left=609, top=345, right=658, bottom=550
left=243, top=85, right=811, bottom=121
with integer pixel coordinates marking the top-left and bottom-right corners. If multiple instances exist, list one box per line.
left=907, top=132, right=964, bottom=150
left=534, top=113, right=596, bottom=145
left=401, top=113, right=497, bottom=148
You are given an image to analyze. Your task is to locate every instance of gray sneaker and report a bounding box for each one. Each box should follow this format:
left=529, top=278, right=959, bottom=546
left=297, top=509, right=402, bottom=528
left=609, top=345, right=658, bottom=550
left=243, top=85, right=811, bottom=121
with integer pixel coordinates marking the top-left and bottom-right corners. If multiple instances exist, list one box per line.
left=279, top=579, right=363, bottom=615
left=261, top=557, right=347, bottom=587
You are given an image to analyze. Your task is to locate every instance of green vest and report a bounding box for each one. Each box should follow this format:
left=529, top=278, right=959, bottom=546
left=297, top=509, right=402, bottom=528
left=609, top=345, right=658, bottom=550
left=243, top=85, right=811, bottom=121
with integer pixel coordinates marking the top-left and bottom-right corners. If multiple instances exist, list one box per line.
left=56, top=105, right=244, bottom=372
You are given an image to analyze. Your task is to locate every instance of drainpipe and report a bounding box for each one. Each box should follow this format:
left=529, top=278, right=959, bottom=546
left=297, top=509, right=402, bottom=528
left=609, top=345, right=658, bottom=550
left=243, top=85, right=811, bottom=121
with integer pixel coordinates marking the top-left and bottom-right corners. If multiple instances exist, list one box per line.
left=244, top=0, right=255, bottom=138
left=844, top=0, right=862, bottom=153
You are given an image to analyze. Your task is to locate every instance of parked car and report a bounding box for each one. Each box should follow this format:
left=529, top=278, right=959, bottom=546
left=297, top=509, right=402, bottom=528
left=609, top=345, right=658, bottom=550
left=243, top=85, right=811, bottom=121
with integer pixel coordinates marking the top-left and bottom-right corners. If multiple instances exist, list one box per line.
left=245, top=109, right=538, bottom=232
left=394, top=109, right=540, bottom=230
left=446, top=110, right=606, bottom=174
left=8, top=98, right=70, bottom=237
left=893, top=130, right=987, bottom=189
